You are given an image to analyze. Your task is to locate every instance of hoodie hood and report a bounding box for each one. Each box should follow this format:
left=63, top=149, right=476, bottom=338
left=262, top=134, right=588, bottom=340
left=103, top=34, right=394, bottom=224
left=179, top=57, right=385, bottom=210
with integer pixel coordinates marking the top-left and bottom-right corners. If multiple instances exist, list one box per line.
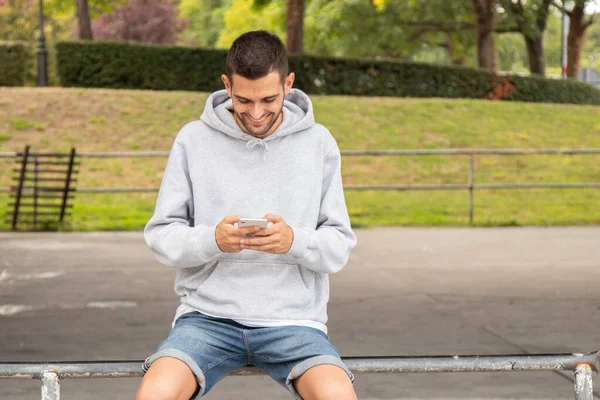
left=199, top=88, right=315, bottom=142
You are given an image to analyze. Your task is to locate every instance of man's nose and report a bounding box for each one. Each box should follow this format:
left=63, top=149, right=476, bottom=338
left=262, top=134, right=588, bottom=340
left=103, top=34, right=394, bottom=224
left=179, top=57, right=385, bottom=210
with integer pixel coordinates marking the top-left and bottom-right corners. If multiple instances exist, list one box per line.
left=250, top=104, right=264, bottom=119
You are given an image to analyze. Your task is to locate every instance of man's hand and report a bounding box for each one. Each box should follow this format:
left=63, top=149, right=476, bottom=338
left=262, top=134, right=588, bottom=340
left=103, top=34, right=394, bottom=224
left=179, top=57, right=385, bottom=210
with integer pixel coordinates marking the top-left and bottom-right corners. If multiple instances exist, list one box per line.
left=239, top=214, right=294, bottom=254
left=215, top=215, right=262, bottom=253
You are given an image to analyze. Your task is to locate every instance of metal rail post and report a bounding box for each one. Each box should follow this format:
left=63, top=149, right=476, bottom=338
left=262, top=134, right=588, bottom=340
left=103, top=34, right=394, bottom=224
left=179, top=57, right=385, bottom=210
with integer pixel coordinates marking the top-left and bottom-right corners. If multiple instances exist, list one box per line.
left=574, top=364, right=593, bottom=400
left=41, top=371, right=59, bottom=400
left=469, top=155, right=474, bottom=224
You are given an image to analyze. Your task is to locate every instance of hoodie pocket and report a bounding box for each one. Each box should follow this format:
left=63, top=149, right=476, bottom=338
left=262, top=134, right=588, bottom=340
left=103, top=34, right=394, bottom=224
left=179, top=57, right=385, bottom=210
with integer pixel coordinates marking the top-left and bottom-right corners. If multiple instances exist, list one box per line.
left=196, top=259, right=313, bottom=320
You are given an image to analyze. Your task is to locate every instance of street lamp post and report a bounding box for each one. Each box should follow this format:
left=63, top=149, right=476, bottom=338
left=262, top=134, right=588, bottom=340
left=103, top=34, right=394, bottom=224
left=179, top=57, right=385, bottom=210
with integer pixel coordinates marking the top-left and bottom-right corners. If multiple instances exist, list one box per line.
left=36, top=0, right=48, bottom=87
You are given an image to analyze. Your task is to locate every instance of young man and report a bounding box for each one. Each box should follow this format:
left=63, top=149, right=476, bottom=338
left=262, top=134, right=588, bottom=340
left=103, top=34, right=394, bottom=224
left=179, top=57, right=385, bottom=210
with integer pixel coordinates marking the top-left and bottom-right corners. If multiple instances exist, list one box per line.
left=136, top=30, right=357, bottom=400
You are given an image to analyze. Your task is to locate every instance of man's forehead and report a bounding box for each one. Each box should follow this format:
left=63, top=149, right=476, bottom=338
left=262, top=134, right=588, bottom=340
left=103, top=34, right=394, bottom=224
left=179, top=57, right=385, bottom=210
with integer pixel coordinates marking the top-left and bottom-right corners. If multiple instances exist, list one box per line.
left=230, top=72, right=283, bottom=99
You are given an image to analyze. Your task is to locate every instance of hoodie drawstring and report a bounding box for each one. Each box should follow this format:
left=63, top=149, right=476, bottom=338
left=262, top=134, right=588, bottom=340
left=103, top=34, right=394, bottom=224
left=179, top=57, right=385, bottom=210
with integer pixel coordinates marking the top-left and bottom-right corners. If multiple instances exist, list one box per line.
left=246, top=139, right=269, bottom=161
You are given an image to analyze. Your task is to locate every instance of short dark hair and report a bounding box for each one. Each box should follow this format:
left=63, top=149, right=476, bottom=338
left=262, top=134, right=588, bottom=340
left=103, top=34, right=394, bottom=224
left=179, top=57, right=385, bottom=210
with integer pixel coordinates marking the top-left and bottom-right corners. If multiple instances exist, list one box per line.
left=226, top=30, right=288, bottom=84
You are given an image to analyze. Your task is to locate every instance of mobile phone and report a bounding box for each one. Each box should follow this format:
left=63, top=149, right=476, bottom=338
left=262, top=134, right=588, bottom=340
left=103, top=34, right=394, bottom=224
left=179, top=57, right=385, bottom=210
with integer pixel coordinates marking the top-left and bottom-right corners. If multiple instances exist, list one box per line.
left=238, top=217, right=268, bottom=229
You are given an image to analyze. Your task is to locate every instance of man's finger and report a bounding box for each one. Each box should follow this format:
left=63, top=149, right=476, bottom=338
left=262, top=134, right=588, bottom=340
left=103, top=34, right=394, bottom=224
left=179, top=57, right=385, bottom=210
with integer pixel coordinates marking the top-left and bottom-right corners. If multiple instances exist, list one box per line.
left=223, top=215, right=241, bottom=224
left=251, top=227, right=274, bottom=236
left=236, top=226, right=262, bottom=236
left=263, top=213, right=283, bottom=223
left=242, top=243, right=279, bottom=252
left=241, top=235, right=274, bottom=247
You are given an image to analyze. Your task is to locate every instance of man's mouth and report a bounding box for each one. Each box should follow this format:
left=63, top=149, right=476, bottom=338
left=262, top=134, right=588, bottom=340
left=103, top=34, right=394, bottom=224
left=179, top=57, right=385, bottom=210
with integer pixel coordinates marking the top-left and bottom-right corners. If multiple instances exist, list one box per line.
left=246, top=114, right=269, bottom=123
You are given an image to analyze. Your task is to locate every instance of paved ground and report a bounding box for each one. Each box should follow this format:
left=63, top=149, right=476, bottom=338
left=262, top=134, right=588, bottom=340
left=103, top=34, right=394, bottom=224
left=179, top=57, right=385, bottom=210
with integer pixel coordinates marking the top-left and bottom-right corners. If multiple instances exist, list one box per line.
left=0, top=227, right=599, bottom=399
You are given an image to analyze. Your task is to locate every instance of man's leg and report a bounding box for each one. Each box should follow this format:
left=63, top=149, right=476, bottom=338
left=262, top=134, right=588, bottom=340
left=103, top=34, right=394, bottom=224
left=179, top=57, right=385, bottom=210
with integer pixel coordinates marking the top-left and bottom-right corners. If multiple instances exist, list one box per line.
left=292, top=364, right=357, bottom=400
left=136, top=357, right=198, bottom=400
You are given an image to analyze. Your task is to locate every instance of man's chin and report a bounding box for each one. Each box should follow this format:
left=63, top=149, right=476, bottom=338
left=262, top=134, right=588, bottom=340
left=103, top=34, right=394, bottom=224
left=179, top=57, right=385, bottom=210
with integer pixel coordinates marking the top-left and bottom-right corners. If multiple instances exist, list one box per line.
left=247, top=130, right=269, bottom=138
left=244, top=121, right=271, bottom=137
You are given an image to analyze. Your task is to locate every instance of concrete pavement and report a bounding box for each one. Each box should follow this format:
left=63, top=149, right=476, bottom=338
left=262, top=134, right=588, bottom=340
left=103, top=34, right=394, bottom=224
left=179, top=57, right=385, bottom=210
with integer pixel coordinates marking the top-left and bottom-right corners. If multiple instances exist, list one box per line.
left=0, top=227, right=598, bottom=399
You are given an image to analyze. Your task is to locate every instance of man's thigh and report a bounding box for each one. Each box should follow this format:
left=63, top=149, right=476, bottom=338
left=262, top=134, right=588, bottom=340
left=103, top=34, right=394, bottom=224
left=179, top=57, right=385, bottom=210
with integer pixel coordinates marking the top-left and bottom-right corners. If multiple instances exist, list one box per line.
left=141, top=312, right=249, bottom=398
left=248, top=325, right=354, bottom=399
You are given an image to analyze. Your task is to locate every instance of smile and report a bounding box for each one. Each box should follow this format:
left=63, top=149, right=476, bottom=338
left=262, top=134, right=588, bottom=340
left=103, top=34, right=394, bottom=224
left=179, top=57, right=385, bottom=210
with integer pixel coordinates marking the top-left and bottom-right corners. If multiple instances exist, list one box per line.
left=246, top=114, right=269, bottom=122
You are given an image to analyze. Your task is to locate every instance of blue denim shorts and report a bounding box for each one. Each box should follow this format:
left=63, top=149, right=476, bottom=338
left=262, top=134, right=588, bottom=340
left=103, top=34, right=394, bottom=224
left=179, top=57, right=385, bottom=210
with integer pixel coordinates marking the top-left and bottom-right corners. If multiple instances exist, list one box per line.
left=142, top=311, right=354, bottom=399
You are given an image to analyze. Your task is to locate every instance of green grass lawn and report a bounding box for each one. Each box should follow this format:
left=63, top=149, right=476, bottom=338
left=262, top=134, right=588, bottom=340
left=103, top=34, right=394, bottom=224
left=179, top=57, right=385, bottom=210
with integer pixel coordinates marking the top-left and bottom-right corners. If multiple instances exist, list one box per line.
left=1, top=87, right=599, bottom=231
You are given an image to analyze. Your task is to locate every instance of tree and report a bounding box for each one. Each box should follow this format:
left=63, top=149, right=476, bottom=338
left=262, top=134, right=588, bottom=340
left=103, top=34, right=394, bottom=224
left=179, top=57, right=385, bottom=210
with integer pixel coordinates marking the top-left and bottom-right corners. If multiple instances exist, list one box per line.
left=0, top=0, right=72, bottom=84
left=554, top=0, right=597, bottom=77
left=44, top=0, right=126, bottom=40
left=216, top=0, right=285, bottom=48
left=286, top=0, right=304, bottom=52
left=583, top=12, right=600, bottom=68
left=178, top=0, right=231, bottom=47
left=471, top=0, right=498, bottom=70
left=306, top=0, right=407, bottom=58
left=252, top=0, right=305, bottom=52
left=373, top=0, right=477, bottom=65
left=92, top=0, right=186, bottom=44
left=498, top=0, right=553, bottom=76
left=77, top=0, right=93, bottom=39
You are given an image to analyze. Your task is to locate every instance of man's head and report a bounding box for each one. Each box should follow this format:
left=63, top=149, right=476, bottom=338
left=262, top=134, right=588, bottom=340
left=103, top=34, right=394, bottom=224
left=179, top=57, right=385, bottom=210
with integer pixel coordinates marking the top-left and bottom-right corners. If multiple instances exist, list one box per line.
left=221, top=30, right=295, bottom=139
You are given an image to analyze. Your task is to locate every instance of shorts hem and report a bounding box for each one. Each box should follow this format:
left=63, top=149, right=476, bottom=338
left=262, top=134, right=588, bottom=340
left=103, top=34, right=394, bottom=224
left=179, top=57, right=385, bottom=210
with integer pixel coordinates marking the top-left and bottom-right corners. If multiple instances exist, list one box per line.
left=285, top=355, right=354, bottom=400
left=143, top=348, right=206, bottom=399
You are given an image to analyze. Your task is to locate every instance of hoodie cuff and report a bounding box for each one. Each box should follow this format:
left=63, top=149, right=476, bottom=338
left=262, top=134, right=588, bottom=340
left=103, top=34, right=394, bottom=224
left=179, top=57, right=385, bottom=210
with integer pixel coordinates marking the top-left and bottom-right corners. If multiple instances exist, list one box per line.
left=196, top=225, right=223, bottom=260
left=288, top=226, right=310, bottom=259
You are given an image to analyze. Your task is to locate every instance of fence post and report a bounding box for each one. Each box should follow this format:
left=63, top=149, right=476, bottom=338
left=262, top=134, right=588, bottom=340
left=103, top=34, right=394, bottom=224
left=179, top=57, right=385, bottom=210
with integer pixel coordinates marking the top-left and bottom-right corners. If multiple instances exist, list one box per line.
left=11, top=145, right=30, bottom=230
left=574, top=364, right=593, bottom=400
left=468, top=155, right=474, bottom=224
left=41, top=371, right=60, bottom=400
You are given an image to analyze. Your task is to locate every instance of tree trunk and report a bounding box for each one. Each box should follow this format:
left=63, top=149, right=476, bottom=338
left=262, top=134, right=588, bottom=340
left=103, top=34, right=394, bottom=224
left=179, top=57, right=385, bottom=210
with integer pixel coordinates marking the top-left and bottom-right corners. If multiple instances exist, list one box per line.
left=525, top=36, right=545, bottom=75
left=76, top=0, right=93, bottom=40
left=567, top=5, right=591, bottom=78
left=445, top=33, right=465, bottom=66
left=498, top=0, right=550, bottom=76
left=471, top=0, right=497, bottom=71
left=286, top=0, right=304, bottom=53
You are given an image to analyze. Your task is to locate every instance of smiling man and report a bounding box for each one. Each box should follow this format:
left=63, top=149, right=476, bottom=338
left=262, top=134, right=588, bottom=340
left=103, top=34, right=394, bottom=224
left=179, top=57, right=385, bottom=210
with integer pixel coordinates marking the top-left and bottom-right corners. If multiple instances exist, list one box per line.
left=136, top=31, right=357, bottom=400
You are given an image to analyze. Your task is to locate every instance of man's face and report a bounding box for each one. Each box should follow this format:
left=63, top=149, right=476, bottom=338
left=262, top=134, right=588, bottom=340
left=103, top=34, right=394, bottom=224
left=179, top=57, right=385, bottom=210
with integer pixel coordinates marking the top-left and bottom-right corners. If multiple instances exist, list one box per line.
left=222, top=71, right=294, bottom=139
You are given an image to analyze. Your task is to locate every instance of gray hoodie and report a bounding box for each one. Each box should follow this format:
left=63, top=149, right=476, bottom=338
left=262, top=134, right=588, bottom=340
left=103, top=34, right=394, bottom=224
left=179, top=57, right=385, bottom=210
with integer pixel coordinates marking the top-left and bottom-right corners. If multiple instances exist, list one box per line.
left=144, top=88, right=357, bottom=333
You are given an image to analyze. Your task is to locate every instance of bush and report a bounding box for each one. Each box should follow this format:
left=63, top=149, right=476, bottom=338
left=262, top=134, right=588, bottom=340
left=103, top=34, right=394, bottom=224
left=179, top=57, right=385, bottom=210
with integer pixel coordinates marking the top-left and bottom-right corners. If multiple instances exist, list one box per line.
left=0, top=41, right=28, bottom=86
left=56, top=40, right=600, bottom=105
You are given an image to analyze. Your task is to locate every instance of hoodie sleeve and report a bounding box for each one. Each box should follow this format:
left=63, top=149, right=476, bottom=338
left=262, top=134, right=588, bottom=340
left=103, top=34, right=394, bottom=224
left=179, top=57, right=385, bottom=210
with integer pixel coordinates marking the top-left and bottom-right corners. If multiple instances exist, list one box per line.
left=144, top=140, right=222, bottom=268
left=287, top=144, right=357, bottom=274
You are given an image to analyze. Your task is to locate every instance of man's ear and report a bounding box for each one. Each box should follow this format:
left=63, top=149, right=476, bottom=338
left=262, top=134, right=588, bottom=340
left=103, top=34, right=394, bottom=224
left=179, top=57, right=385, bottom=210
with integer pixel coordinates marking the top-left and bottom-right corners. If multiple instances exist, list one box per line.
left=222, top=74, right=232, bottom=97
left=284, top=72, right=295, bottom=96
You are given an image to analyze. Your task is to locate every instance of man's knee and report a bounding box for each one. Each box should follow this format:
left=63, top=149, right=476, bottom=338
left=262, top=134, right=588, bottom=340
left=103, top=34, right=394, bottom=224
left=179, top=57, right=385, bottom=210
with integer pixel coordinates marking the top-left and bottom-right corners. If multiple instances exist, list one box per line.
left=293, top=364, right=356, bottom=400
left=136, top=379, right=183, bottom=400
left=315, top=381, right=357, bottom=400
left=136, top=357, right=198, bottom=400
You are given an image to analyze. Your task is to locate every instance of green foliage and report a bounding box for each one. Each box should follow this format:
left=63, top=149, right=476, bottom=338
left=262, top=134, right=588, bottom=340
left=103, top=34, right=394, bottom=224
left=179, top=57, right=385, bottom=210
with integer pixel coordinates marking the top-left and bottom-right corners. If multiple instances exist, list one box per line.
left=582, top=13, right=600, bottom=69
left=178, top=0, right=232, bottom=47
left=305, top=0, right=403, bottom=58
left=0, top=0, right=39, bottom=41
left=216, top=0, right=285, bottom=48
left=44, top=0, right=126, bottom=19
left=368, top=0, right=477, bottom=63
left=498, top=0, right=551, bottom=39
left=0, top=0, right=72, bottom=85
left=55, top=41, right=225, bottom=91
left=55, top=40, right=600, bottom=105
left=182, top=0, right=477, bottom=66
left=0, top=42, right=28, bottom=86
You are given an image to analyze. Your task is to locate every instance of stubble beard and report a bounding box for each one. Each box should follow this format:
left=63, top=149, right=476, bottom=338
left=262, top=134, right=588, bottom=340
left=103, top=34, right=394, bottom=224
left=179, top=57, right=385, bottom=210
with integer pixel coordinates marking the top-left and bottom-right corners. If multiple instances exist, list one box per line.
left=235, top=105, right=283, bottom=139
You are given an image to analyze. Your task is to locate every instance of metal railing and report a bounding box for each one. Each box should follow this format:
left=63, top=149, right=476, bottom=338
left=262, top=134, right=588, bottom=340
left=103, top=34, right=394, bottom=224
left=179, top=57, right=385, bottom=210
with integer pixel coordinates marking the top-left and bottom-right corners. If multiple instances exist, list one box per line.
left=1, top=148, right=599, bottom=223
left=1, top=351, right=598, bottom=400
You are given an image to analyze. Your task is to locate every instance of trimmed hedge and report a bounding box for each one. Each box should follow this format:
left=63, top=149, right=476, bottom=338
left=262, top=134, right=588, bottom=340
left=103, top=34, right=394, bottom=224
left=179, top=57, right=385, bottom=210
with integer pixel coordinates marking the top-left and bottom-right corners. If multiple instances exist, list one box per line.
left=0, top=41, right=28, bottom=87
left=56, top=40, right=600, bottom=105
